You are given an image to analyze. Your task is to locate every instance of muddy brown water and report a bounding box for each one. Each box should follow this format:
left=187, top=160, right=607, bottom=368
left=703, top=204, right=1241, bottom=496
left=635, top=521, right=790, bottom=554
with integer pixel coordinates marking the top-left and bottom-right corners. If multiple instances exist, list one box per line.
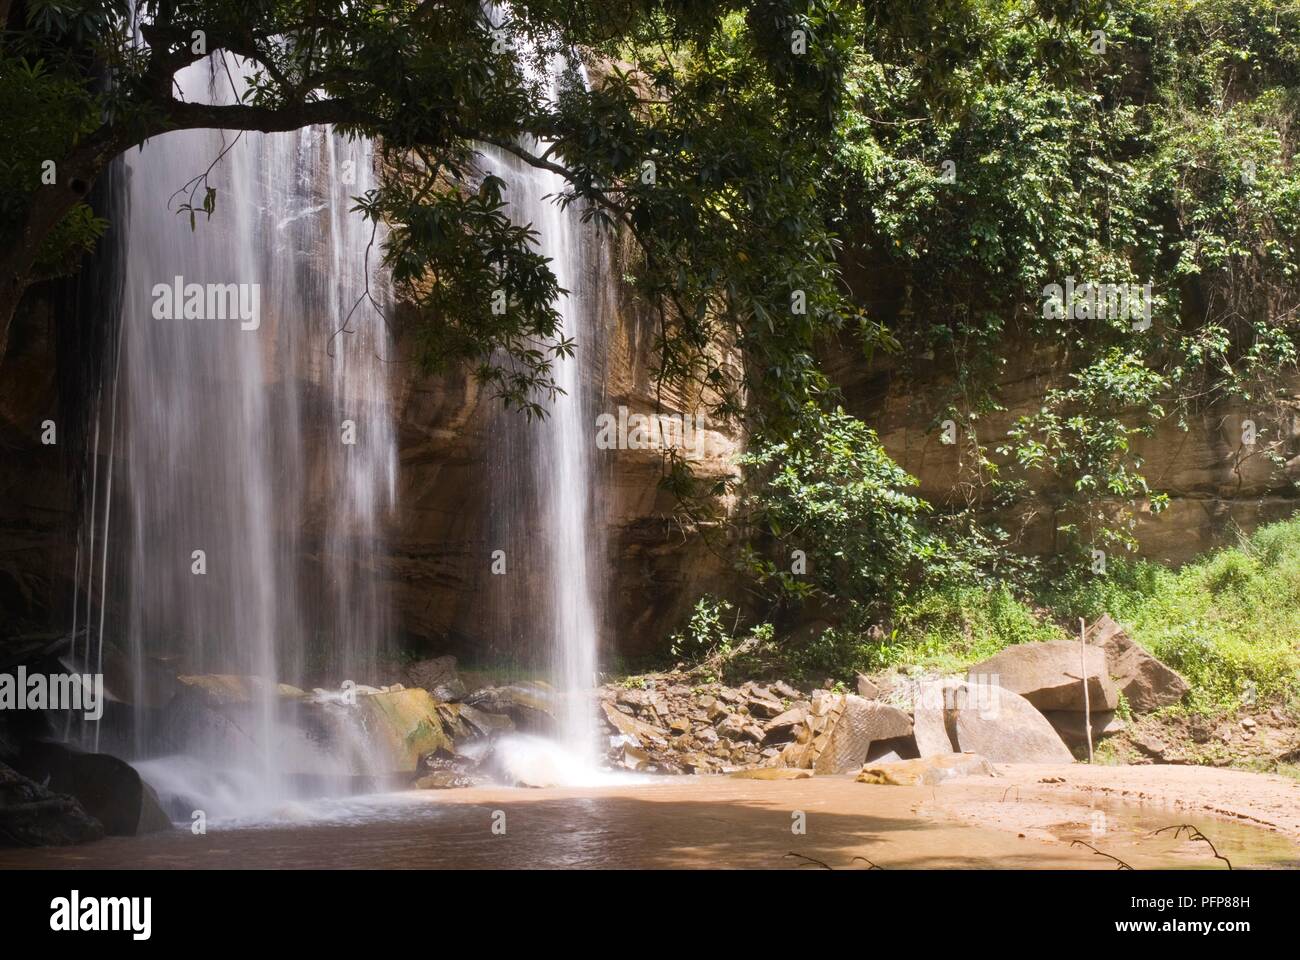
left=2, top=775, right=1296, bottom=869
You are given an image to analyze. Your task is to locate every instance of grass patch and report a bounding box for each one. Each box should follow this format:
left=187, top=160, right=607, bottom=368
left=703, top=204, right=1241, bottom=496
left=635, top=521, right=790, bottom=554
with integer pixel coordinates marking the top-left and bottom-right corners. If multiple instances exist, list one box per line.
left=864, top=583, right=1064, bottom=674
left=753, top=583, right=1063, bottom=681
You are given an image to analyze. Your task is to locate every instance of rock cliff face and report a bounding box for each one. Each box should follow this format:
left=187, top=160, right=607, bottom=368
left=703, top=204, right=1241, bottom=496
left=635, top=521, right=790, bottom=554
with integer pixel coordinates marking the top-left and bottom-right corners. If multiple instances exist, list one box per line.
left=385, top=275, right=743, bottom=664
left=0, top=258, right=744, bottom=668
left=3, top=277, right=1297, bottom=667
left=0, top=292, right=73, bottom=641
left=824, top=337, right=1300, bottom=565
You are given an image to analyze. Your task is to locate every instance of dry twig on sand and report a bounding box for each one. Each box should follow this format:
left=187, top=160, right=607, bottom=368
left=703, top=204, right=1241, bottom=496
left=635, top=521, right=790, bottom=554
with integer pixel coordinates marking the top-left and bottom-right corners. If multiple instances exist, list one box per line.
left=1151, top=824, right=1233, bottom=869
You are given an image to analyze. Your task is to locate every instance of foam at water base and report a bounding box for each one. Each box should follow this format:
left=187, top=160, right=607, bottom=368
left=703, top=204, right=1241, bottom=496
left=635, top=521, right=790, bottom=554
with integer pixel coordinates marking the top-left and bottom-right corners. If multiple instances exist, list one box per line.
left=491, top=735, right=648, bottom=788
left=134, top=754, right=435, bottom=829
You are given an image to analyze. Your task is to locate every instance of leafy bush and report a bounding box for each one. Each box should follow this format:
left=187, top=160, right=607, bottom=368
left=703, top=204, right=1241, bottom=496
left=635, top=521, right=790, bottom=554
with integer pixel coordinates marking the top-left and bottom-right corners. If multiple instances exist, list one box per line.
left=668, top=595, right=738, bottom=664
left=738, top=403, right=942, bottom=622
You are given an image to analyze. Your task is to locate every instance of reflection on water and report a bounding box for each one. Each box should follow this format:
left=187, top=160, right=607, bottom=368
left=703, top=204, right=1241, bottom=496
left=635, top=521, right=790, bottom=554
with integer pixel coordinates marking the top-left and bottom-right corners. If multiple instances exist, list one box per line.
left=2, top=776, right=1296, bottom=870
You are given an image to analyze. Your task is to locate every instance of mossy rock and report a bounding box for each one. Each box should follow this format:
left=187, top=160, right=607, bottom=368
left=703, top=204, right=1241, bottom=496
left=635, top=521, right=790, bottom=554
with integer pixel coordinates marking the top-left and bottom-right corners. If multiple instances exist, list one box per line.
left=359, top=688, right=452, bottom=773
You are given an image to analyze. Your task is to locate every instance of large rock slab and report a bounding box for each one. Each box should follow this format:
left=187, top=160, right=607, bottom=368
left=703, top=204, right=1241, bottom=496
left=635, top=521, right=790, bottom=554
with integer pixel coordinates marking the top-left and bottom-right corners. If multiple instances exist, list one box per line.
left=948, top=681, right=1074, bottom=763
left=1087, top=615, right=1189, bottom=712
left=776, top=694, right=916, bottom=774
left=457, top=703, right=515, bottom=739
left=968, top=641, right=1119, bottom=712
left=16, top=741, right=171, bottom=836
left=0, top=760, right=104, bottom=847
left=599, top=700, right=668, bottom=746
left=762, top=703, right=810, bottom=743
left=728, top=768, right=812, bottom=780
left=464, top=682, right=557, bottom=733
left=857, top=753, right=996, bottom=786
left=813, top=695, right=911, bottom=775
left=175, top=673, right=306, bottom=704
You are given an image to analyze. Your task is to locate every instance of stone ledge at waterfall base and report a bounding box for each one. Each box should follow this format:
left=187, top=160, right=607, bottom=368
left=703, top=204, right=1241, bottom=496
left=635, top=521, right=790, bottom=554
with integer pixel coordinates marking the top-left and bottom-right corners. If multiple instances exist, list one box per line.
left=592, top=616, right=1192, bottom=778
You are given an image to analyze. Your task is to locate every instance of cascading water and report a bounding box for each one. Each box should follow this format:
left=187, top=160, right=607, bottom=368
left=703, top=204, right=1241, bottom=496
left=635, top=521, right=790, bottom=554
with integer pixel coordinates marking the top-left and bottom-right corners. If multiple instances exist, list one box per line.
left=72, top=26, right=614, bottom=808
left=483, top=57, right=613, bottom=781
left=75, top=53, right=396, bottom=815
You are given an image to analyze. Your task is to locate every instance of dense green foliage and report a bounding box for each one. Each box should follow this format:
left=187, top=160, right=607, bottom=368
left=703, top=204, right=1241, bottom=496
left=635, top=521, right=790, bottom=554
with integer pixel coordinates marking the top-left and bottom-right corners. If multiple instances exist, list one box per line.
left=717, top=0, right=1300, bottom=692
left=3, top=0, right=1107, bottom=415
left=678, top=517, right=1300, bottom=714
left=831, top=0, right=1300, bottom=551
left=0, top=0, right=859, bottom=409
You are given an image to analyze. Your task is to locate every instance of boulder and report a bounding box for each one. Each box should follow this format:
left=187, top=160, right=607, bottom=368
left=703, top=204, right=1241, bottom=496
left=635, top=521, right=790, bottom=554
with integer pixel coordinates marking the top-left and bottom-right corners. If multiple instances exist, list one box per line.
left=776, top=694, right=915, bottom=774
left=165, top=673, right=313, bottom=747
left=857, top=753, right=996, bottom=786
left=357, top=688, right=453, bottom=773
left=1128, top=726, right=1170, bottom=761
left=457, top=703, right=515, bottom=738
left=1041, top=709, right=1126, bottom=749
left=808, top=689, right=836, bottom=717
left=947, top=681, right=1075, bottom=763
left=744, top=696, right=783, bottom=719
left=727, top=768, right=812, bottom=780
left=15, top=741, right=169, bottom=836
left=0, top=760, right=104, bottom=847
left=616, top=742, right=652, bottom=771
left=855, top=673, right=880, bottom=700
left=812, top=697, right=913, bottom=775
left=174, top=673, right=306, bottom=704
left=742, top=681, right=782, bottom=703
left=599, top=700, right=667, bottom=745
left=463, top=682, right=557, bottom=733
left=1087, top=615, right=1190, bottom=712
left=435, top=702, right=474, bottom=741
left=762, top=703, right=810, bottom=741
left=967, top=640, right=1119, bottom=712
left=677, top=753, right=715, bottom=773
left=717, top=715, right=749, bottom=741
left=415, top=770, right=482, bottom=789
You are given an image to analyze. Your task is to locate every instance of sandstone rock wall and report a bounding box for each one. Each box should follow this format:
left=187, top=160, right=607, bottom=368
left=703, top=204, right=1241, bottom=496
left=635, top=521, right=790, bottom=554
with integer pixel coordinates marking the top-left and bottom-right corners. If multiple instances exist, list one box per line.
left=0, top=292, right=75, bottom=640
left=824, top=336, right=1300, bottom=564
left=386, top=259, right=743, bottom=663
left=0, top=264, right=744, bottom=665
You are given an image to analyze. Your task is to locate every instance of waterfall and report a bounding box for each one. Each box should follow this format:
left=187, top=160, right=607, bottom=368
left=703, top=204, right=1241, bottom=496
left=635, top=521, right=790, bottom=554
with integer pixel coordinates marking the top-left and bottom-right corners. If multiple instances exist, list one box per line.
left=71, top=32, right=611, bottom=803
left=75, top=53, right=396, bottom=812
left=483, top=59, right=611, bottom=776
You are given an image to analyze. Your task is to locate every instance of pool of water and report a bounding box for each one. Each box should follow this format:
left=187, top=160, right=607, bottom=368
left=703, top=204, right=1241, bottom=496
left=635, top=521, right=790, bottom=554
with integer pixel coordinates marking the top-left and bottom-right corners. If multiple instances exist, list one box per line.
left=2, top=775, right=1295, bottom=869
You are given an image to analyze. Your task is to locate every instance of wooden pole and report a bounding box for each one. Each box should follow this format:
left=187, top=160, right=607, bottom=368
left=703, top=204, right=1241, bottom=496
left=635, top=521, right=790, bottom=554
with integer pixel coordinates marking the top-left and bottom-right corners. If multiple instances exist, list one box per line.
left=1080, top=617, right=1093, bottom=763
